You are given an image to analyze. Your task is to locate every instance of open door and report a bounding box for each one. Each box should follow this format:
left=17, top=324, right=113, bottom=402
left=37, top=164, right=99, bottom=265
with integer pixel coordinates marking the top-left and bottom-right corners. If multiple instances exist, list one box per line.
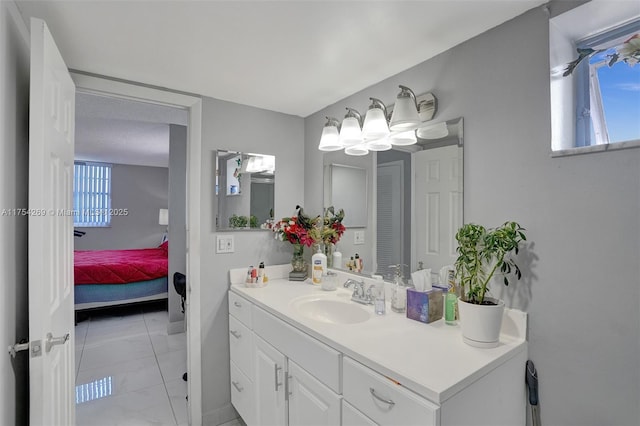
left=28, top=17, right=76, bottom=425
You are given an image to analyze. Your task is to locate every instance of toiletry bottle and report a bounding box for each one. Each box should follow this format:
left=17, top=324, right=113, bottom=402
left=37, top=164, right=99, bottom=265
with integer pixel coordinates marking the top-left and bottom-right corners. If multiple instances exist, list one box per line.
left=258, top=262, right=265, bottom=284
left=246, top=266, right=253, bottom=284
left=332, top=249, right=342, bottom=270
left=311, top=245, right=327, bottom=285
left=355, top=253, right=362, bottom=272
left=372, top=274, right=386, bottom=315
left=390, top=264, right=407, bottom=313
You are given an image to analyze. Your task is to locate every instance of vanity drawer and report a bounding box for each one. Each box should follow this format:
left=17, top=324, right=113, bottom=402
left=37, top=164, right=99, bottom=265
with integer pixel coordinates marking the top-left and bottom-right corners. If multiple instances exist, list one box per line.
left=229, top=291, right=252, bottom=328
left=229, top=315, right=253, bottom=377
left=252, top=305, right=341, bottom=393
left=342, top=400, right=377, bottom=426
left=230, top=360, right=254, bottom=425
left=343, top=357, right=439, bottom=426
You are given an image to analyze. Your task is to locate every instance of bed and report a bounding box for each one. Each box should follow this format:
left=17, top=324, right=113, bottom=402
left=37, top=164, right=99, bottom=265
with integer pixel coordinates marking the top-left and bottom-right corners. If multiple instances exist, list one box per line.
left=74, top=241, right=169, bottom=311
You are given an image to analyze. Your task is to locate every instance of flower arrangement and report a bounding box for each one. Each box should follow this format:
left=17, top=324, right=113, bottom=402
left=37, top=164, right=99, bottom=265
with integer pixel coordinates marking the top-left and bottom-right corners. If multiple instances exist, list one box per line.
left=272, top=205, right=317, bottom=247
left=563, top=33, right=640, bottom=76
left=309, top=206, right=346, bottom=247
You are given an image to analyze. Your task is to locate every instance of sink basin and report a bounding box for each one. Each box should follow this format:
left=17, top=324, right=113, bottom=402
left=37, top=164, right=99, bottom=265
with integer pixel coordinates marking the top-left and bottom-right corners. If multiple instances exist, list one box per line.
left=291, top=295, right=371, bottom=325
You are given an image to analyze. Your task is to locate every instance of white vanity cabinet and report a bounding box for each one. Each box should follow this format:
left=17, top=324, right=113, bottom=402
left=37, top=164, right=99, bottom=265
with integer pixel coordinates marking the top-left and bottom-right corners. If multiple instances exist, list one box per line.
left=228, top=292, right=255, bottom=424
left=228, top=279, right=527, bottom=426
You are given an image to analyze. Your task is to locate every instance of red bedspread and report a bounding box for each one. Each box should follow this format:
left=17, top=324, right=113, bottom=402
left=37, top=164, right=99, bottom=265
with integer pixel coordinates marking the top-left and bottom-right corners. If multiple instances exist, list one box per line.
left=74, top=247, right=168, bottom=285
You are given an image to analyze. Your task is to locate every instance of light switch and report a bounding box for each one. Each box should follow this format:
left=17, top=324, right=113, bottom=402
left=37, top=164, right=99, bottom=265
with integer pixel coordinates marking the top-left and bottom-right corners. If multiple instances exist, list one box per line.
left=216, top=235, right=234, bottom=253
left=354, top=230, right=365, bottom=245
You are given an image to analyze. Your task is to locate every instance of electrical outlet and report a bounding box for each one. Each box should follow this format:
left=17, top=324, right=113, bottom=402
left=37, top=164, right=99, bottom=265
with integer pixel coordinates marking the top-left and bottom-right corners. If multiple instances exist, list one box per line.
left=354, top=230, right=365, bottom=245
left=216, top=235, right=235, bottom=253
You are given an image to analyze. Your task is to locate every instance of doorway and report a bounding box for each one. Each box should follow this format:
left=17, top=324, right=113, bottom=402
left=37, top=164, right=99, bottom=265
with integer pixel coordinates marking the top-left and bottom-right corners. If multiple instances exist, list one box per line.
left=71, top=72, right=203, bottom=425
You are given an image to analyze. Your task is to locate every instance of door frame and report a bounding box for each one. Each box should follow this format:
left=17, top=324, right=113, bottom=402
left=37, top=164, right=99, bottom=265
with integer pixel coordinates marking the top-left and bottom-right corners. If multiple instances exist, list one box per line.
left=70, top=72, right=203, bottom=425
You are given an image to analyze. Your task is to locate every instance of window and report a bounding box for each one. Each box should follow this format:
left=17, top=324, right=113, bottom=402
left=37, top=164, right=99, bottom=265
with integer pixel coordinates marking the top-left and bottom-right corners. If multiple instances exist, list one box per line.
left=73, top=162, right=112, bottom=227
left=577, top=21, right=640, bottom=147
left=549, top=2, right=640, bottom=155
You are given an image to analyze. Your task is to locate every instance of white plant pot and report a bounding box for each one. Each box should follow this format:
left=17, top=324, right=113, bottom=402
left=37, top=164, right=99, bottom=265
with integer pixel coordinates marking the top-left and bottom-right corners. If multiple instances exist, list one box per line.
left=457, top=298, right=505, bottom=348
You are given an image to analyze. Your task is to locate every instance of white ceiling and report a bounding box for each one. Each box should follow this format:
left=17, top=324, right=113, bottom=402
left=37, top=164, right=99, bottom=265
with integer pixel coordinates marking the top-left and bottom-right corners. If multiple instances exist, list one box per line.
left=17, top=0, right=545, bottom=167
left=16, top=0, right=546, bottom=118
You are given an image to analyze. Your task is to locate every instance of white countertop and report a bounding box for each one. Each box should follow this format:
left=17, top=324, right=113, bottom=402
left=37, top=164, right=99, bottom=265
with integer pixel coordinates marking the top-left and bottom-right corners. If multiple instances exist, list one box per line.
left=229, top=266, right=527, bottom=404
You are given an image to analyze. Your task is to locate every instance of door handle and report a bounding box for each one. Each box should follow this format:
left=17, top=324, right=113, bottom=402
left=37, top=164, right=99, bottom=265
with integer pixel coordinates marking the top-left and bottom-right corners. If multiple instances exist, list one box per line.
left=274, top=365, right=283, bottom=391
left=229, top=330, right=241, bottom=339
left=232, top=381, right=244, bottom=392
left=45, top=332, right=69, bottom=353
left=234, top=301, right=242, bottom=307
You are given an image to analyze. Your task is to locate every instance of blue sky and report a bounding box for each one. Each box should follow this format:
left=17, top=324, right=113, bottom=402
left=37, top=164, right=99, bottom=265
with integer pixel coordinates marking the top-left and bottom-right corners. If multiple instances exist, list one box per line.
left=591, top=50, right=640, bottom=143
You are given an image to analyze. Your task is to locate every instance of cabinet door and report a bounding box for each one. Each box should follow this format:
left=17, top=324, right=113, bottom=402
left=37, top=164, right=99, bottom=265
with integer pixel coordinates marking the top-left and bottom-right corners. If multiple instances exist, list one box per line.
left=254, top=335, right=287, bottom=426
left=288, top=360, right=341, bottom=426
left=342, top=400, right=377, bottom=426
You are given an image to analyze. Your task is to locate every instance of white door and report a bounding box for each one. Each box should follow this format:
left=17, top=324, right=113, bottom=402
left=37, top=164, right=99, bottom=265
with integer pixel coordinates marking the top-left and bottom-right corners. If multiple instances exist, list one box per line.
left=254, top=335, right=286, bottom=425
left=288, top=360, right=341, bottom=426
left=377, top=160, right=404, bottom=277
left=412, top=145, right=462, bottom=273
left=28, top=18, right=76, bottom=426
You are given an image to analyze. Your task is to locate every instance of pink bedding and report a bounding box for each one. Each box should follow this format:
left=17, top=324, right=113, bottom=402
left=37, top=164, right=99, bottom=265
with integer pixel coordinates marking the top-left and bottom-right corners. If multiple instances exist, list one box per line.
left=74, top=245, right=168, bottom=285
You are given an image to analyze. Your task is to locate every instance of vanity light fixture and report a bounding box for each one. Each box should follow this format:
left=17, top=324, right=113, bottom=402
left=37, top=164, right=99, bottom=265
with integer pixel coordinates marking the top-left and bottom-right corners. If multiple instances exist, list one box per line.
left=416, top=121, right=449, bottom=139
left=389, top=85, right=421, bottom=131
left=362, top=98, right=390, bottom=141
left=318, top=117, right=343, bottom=151
left=339, top=108, right=363, bottom=147
left=317, top=87, right=439, bottom=155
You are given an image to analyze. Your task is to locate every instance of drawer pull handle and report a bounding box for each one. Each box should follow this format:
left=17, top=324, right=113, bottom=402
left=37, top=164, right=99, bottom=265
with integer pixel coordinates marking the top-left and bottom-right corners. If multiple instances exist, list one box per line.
left=232, top=381, right=244, bottom=392
left=229, top=330, right=241, bottom=339
left=275, top=365, right=283, bottom=391
left=370, top=388, right=395, bottom=407
left=234, top=301, right=242, bottom=307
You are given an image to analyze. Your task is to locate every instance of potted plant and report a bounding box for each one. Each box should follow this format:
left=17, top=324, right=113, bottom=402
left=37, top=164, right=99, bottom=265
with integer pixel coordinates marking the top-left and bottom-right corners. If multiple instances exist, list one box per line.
left=454, top=221, right=526, bottom=348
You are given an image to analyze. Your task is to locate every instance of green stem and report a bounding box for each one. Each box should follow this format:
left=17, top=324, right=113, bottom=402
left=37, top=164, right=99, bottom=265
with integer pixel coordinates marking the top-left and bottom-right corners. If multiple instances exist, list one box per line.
left=478, top=253, right=504, bottom=304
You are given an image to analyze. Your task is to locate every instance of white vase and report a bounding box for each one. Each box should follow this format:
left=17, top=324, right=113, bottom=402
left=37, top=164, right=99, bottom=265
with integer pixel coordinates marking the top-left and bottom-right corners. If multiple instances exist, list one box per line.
left=457, top=298, right=505, bottom=348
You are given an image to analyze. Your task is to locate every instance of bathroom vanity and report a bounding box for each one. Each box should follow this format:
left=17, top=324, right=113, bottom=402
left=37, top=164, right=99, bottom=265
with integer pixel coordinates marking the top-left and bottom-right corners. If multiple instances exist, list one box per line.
left=228, top=266, right=527, bottom=426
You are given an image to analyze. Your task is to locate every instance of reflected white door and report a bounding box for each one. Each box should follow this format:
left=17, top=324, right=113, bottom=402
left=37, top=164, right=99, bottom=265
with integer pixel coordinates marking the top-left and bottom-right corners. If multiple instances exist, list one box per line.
left=412, top=145, right=462, bottom=273
left=28, top=17, right=76, bottom=425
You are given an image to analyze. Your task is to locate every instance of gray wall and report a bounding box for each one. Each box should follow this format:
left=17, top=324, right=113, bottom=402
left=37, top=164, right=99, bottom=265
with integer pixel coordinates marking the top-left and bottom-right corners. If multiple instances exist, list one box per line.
left=305, top=5, right=639, bottom=426
left=74, top=163, right=169, bottom=250
left=0, top=2, right=30, bottom=424
left=168, top=125, right=187, bottom=328
left=199, top=97, right=305, bottom=424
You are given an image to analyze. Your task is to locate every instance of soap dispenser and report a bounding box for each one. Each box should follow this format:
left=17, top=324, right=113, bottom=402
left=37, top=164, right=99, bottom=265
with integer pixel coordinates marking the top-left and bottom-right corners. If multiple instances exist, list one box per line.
left=390, top=264, right=407, bottom=313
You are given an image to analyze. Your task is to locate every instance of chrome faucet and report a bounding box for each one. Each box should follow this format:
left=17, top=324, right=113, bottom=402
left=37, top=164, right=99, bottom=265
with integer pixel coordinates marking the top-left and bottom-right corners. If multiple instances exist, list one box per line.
left=343, top=279, right=373, bottom=305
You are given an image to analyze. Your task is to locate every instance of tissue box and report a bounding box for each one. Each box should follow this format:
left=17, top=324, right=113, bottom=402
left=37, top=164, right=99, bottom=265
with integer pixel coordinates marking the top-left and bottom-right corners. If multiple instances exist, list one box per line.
left=406, top=288, right=443, bottom=323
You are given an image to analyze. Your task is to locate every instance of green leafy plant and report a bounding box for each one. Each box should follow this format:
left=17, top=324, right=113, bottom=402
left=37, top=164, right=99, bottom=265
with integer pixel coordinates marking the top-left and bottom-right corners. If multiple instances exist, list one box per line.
left=455, top=221, right=526, bottom=305
left=229, top=214, right=248, bottom=228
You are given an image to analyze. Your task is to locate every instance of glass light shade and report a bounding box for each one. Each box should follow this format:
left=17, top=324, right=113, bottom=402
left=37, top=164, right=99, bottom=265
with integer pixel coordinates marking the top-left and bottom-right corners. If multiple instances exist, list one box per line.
left=390, top=96, right=420, bottom=131
left=390, top=130, right=417, bottom=146
left=339, top=116, right=363, bottom=147
left=345, top=144, right=369, bottom=156
left=367, top=136, right=392, bottom=151
left=318, top=125, right=342, bottom=151
left=362, top=108, right=390, bottom=141
left=416, top=122, right=449, bottom=139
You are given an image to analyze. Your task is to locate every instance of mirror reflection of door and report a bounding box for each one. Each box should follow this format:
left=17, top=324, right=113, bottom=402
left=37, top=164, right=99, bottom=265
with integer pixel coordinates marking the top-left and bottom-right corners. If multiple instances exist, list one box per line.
left=376, top=156, right=410, bottom=279
left=412, top=144, right=463, bottom=275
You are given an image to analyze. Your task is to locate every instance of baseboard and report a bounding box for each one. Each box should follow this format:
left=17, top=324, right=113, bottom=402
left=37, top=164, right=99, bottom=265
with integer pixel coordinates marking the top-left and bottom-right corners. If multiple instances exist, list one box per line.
left=167, top=320, right=185, bottom=335
left=202, top=403, right=238, bottom=426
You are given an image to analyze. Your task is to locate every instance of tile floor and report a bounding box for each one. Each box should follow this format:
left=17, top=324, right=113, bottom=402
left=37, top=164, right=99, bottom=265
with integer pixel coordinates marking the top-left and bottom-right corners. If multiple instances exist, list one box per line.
left=74, top=302, right=189, bottom=426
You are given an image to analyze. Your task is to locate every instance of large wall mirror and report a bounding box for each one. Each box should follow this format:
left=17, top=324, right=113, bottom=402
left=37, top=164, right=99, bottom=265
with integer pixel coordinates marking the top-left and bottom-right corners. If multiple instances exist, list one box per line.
left=323, top=117, right=463, bottom=280
left=216, top=150, right=275, bottom=230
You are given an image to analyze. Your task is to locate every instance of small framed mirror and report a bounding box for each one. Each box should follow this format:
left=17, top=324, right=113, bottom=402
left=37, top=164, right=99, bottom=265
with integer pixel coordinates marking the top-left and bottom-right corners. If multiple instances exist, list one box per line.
left=324, top=164, right=367, bottom=228
left=216, top=150, right=275, bottom=230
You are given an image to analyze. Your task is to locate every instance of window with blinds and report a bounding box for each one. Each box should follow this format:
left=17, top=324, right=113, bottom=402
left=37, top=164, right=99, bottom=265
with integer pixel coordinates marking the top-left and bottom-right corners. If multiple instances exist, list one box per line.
left=73, top=162, right=112, bottom=227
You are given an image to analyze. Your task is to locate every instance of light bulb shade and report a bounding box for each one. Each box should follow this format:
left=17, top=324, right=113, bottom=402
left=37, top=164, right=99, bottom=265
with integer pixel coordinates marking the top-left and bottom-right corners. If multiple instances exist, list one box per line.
left=390, top=87, right=420, bottom=131
left=158, top=208, right=169, bottom=226
left=339, top=116, right=363, bottom=147
left=345, top=144, right=369, bottom=156
left=318, top=121, right=342, bottom=151
left=367, top=136, right=392, bottom=151
left=416, top=121, right=449, bottom=139
left=362, top=107, right=389, bottom=141
left=390, top=130, right=417, bottom=146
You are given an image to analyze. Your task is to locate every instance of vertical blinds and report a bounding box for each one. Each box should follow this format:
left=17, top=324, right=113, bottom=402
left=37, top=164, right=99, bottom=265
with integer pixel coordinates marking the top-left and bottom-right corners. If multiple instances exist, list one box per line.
left=73, top=162, right=111, bottom=227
